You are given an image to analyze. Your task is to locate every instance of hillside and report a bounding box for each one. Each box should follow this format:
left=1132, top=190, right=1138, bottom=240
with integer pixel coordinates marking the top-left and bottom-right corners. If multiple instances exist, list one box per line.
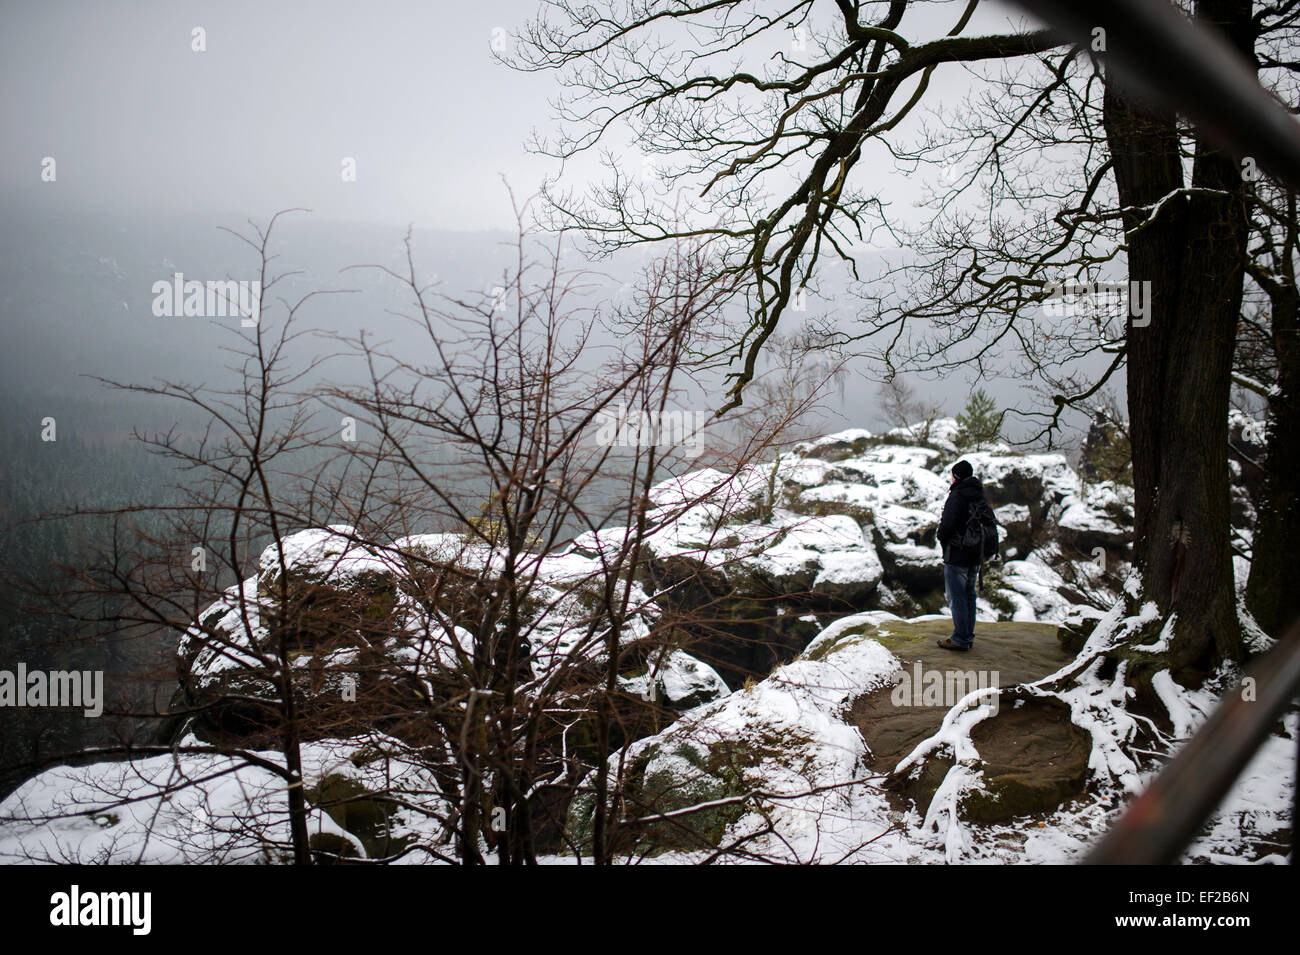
left=0, top=417, right=1290, bottom=864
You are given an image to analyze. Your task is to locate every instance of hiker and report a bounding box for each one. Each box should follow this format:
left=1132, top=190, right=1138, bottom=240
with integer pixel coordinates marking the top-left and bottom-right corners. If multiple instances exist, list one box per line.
left=935, top=459, right=996, bottom=652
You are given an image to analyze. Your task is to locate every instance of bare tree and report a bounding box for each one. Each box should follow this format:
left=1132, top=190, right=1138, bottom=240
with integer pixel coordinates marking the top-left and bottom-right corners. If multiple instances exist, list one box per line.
left=3, top=210, right=364, bottom=863
left=509, top=0, right=1062, bottom=409
left=875, top=374, right=943, bottom=445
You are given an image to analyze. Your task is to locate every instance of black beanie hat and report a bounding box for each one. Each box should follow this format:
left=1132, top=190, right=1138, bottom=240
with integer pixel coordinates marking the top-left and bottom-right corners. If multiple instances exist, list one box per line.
left=952, top=460, right=973, bottom=480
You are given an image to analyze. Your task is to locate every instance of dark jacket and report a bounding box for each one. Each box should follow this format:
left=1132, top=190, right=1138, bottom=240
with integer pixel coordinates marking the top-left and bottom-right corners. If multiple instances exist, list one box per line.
left=937, top=475, right=987, bottom=566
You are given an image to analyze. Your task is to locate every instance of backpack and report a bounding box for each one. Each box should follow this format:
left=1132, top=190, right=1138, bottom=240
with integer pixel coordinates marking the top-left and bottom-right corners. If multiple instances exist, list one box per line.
left=954, top=498, right=999, bottom=563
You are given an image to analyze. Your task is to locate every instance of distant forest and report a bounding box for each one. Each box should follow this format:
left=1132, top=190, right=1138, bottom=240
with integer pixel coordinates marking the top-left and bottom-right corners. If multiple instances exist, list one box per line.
left=0, top=390, right=210, bottom=798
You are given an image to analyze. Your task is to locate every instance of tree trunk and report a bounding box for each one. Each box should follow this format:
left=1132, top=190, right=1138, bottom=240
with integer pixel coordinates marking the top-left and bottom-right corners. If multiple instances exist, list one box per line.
left=278, top=662, right=312, bottom=865
left=1100, top=0, right=1251, bottom=682
left=1247, top=291, right=1300, bottom=636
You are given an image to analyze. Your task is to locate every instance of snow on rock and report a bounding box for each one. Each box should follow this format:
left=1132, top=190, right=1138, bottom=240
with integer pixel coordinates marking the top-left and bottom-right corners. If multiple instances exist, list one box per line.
left=998, top=552, right=1079, bottom=621
left=873, top=503, right=939, bottom=543
left=570, top=611, right=905, bottom=862
left=1053, top=482, right=1133, bottom=553
left=0, top=736, right=448, bottom=864
left=619, top=649, right=732, bottom=711
left=793, top=428, right=875, bottom=461
left=632, top=417, right=1144, bottom=628
left=257, top=525, right=402, bottom=585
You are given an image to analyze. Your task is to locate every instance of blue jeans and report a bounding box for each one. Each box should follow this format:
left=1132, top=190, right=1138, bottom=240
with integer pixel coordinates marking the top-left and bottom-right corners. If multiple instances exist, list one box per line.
left=944, top=562, right=978, bottom=648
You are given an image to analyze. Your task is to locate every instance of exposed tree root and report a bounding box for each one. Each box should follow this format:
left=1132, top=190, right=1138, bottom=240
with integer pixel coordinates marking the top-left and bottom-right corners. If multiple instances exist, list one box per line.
left=889, top=571, right=1250, bottom=859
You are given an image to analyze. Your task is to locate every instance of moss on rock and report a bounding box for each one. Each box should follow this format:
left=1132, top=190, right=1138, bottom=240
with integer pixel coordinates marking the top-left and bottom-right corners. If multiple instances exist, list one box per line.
left=306, top=773, right=406, bottom=860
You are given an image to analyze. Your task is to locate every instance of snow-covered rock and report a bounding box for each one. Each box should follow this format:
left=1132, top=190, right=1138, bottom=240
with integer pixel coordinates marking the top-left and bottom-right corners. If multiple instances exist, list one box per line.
left=636, top=417, right=1133, bottom=631
left=0, top=735, right=448, bottom=864
left=618, top=648, right=732, bottom=711
left=566, top=610, right=903, bottom=859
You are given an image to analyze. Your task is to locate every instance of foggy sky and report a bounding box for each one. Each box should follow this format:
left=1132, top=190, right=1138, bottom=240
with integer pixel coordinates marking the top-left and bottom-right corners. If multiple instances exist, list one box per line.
left=1, top=0, right=1087, bottom=438
left=1, top=0, right=572, bottom=230
left=2, top=0, right=1037, bottom=230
